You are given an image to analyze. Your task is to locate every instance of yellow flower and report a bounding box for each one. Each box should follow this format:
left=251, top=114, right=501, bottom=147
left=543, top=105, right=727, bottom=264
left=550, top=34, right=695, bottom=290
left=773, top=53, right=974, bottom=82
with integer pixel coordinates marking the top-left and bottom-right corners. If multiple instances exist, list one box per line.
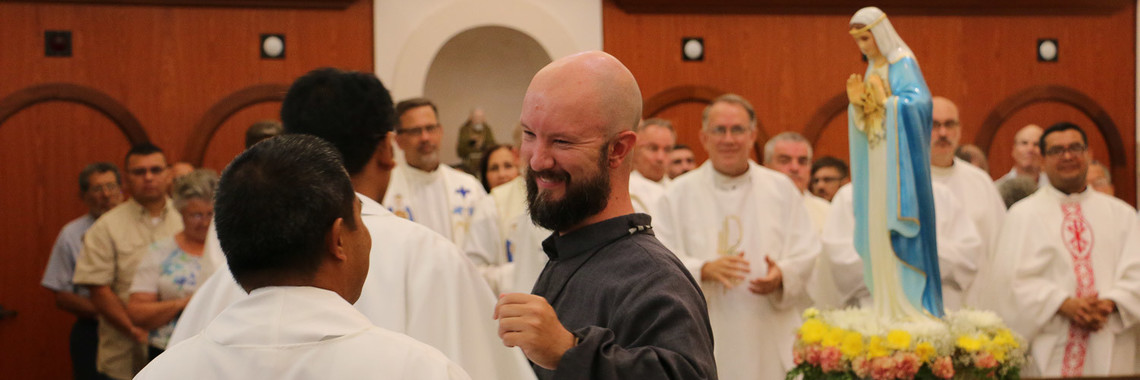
left=803, top=307, right=821, bottom=320
left=957, top=335, right=982, bottom=352
left=991, top=348, right=1007, bottom=362
left=867, top=336, right=889, bottom=358
left=992, top=329, right=1019, bottom=350
left=886, top=330, right=912, bottom=350
left=800, top=319, right=827, bottom=344
left=840, top=331, right=865, bottom=358
left=915, top=342, right=935, bottom=362
left=822, top=327, right=846, bottom=348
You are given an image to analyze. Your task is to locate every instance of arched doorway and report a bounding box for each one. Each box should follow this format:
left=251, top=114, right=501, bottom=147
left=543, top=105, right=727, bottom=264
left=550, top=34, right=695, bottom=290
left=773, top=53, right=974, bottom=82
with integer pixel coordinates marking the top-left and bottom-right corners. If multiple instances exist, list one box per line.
left=423, top=26, right=552, bottom=167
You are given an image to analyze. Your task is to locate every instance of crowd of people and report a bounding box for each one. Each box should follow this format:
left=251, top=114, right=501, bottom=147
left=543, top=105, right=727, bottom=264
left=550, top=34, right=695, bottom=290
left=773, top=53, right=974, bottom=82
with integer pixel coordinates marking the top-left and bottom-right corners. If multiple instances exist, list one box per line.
left=39, top=50, right=1139, bottom=379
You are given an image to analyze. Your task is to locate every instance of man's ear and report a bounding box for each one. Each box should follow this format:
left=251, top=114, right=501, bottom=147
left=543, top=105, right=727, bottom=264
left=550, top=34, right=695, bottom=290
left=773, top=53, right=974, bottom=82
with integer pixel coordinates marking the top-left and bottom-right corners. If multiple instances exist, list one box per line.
left=375, top=132, right=397, bottom=171
left=608, top=130, right=638, bottom=168
left=326, top=217, right=349, bottom=262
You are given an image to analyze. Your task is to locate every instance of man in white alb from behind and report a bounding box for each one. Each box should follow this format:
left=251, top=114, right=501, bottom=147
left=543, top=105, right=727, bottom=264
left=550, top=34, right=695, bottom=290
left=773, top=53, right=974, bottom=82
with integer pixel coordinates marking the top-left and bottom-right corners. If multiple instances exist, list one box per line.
left=993, top=122, right=1140, bottom=377
left=654, top=93, right=821, bottom=380
left=169, top=68, right=534, bottom=380
left=136, top=135, right=469, bottom=380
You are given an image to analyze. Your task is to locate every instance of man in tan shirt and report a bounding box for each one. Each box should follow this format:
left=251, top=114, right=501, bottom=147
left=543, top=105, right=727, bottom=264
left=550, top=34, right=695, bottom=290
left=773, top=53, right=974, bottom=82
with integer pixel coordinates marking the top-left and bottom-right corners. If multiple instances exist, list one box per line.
left=74, top=143, right=182, bottom=379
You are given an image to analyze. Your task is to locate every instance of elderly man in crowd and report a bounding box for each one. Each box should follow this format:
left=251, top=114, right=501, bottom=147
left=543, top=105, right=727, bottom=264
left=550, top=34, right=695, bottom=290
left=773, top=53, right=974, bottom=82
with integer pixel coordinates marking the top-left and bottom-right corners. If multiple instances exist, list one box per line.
left=763, top=131, right=830, bottom=233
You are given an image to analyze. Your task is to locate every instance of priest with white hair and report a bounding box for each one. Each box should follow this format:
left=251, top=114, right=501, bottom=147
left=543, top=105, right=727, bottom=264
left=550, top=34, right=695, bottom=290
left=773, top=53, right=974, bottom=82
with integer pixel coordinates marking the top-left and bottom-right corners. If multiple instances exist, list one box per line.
left=654, top=93, right=820, bottom=380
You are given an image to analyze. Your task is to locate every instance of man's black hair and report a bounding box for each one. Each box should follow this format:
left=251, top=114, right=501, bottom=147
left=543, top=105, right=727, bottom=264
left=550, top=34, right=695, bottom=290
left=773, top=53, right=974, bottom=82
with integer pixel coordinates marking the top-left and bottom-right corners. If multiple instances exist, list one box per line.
left=1039, top=122, right=1088, bottom=153
left=215, top=134, right=357, bottom=288
left=124, top=142, right=165, bottom=168
left=280, top=67, right=395, bottom=175
left=811, top=156, right=850, bottom=179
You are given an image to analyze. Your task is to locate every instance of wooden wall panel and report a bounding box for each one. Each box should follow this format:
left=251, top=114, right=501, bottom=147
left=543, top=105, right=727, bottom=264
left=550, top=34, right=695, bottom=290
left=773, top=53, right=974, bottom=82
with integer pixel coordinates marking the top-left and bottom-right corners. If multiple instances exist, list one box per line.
left=603, top=0, right=1136, bottom=204
left=0, top=1, right=372, bottom=377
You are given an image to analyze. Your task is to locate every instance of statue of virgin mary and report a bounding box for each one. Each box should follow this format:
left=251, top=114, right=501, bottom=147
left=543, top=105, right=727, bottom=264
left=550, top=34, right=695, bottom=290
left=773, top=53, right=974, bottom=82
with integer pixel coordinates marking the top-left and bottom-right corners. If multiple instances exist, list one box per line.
left=846, top=6, right=944, bottom=320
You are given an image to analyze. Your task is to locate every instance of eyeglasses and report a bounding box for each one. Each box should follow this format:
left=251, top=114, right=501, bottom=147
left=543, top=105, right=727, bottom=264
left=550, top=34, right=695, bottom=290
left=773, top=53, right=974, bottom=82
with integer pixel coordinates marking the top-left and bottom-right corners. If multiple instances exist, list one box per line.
left=184, top=212, right=214, bottom=223
left=706, top=125, right=751, bottom=137
left=932, top=120, right=960, bottom=129
left=128, top=166, right=166, bottom=176
left=88, top=183, right=120, bottom=193
left=396, top=124, right=441, bottom=136
left=1044, top=144, right=1088, bottom=157
left=812, top=176, right=845, bottom=184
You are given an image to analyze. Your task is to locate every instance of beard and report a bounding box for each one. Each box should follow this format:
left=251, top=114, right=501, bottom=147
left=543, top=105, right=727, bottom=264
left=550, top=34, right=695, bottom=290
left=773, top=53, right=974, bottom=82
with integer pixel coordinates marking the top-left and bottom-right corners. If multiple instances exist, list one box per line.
left=526, top=144, right=611, bottom=232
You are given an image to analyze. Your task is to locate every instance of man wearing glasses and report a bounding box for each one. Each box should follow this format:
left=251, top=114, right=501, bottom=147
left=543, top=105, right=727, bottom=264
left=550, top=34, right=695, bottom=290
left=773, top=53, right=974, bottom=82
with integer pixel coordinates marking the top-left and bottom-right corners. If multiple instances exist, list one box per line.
left=925, top=97, right=1005, bottom=286
left=385, top=98, right=486, bottom=248
left=42, top=162, right=124, bottom=379
left=74, top=143, right=182, bottom=380
left=989, top=122, right=1140, bottom=377
left=654, top=93, right=820, bottom=380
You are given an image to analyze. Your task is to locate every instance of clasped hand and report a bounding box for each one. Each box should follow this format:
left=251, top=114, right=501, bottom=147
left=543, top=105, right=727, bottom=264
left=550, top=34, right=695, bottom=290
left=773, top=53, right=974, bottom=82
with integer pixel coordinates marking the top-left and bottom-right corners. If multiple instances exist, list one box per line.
left=1059, top=296, right=1116, bottom=331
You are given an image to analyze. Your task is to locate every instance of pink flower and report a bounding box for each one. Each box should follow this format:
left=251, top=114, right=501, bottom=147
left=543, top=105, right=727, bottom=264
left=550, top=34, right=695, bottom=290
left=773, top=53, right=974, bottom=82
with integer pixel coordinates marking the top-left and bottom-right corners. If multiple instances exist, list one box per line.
left=895, top=353, right=920, bottom=379
left=806, top=345, right=822, bottom=365
left=820, top=346, right=843, bottom=373
left=793, top=347, right=804, bottom=365
left=853, top=357, right=873, bottom=378
left=871, top=356, right=898, bottom=380
left=976, top=353, right=998, bottom=369
left=932, top=356, right=954, bottom=379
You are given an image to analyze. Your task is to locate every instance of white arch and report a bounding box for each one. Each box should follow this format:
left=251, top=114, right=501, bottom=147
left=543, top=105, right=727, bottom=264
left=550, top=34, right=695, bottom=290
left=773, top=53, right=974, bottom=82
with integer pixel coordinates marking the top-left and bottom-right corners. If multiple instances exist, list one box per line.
left=375, top=0, right=597, bottom=101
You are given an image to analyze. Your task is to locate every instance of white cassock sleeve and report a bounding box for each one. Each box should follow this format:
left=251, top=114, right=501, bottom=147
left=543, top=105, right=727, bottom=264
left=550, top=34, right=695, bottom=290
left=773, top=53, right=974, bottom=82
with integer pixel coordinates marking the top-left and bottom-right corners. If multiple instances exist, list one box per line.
left=462, top=195, right=512, bottom=293
left=771, top=187, right=823, bottom=310
left=168, top=264, right=246, bottom=347
left=815, top=185, right=867, bottom=308
left=1100, top=212, right=1140, bottom=330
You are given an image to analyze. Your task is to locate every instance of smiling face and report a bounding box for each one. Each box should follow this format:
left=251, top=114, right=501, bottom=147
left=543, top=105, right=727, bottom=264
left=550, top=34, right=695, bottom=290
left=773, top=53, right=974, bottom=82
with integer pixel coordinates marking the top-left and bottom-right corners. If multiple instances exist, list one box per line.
left=1041, top=129, right=1089, bottom=194
left=700, top=101, right=756, bottom=177
left=634, top=124, right=675, bottom=182
left=1012, top=125, right=1043, bottom=170
left=485, top=147, right=519, bottom=190
left=179, top=198, right=214, bottom=243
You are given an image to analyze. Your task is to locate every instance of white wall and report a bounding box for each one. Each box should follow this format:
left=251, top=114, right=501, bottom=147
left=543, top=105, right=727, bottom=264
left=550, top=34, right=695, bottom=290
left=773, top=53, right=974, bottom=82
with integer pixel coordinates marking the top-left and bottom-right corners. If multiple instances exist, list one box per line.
left=373, top=0, right=602, bottom=165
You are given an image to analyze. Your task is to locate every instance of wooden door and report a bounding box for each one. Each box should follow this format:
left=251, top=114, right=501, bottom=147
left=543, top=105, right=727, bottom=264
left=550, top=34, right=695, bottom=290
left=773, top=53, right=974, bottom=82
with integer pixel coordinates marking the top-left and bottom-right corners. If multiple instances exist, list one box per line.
left=0, top=100, right=134, bottom=378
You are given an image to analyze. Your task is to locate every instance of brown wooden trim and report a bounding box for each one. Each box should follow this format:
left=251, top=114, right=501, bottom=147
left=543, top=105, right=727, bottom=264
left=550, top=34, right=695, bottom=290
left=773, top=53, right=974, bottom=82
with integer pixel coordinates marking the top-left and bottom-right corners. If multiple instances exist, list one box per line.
left=975, top=85, right=1127, bottom=184
left=183, top=83, right=288, bottom=166
left=0, top=0, right=356, bottom=9
left=643, top=84, right=724, bottom=118
left=611, top=0, right=1129, bottom=15
left=0, top=83, right=148, bottom=145
left=803, top=92, right=850, bottom=147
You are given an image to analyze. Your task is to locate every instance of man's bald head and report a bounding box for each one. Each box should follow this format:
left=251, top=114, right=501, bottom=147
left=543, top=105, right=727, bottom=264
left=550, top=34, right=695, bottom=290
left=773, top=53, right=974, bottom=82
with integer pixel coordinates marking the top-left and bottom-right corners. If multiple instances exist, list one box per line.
left=523, top=51, right=642, bottom=137
left=930, top=96, right=962, bottom=168
left=1012, top=124, right=1044, bottom=171
left=519, top=51, right=643, bottom=233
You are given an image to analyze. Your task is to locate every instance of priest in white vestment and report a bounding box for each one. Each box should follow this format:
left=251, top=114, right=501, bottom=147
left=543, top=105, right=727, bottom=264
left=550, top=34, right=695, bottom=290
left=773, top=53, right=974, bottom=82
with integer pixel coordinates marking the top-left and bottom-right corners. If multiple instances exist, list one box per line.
left=654, top=94, right=820, bottom=380
left=464, top=176, right=527, bottom=292
left=810, top=182, right=983, bottom=310
left=169, top=70, right=534, bottom=380
left=991, top=123, right=1140, bottom=377
left=385, top=98, right=487, bottom=248
left=138, top=134, right=470, bottom=380
left=762, top=131, right=831, bottom=234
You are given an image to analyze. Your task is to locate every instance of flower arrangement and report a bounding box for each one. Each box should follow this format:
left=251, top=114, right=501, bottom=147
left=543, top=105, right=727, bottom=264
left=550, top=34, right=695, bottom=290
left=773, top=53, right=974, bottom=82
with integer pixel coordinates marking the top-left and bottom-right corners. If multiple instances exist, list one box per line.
left=786, top=308, right=1027, bottom=380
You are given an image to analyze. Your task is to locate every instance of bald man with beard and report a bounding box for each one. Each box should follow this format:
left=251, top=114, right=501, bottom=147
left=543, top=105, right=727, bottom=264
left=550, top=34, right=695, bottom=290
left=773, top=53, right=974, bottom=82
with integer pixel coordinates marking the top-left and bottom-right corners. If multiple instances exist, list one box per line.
left=493, top=51, right=717, bottom=380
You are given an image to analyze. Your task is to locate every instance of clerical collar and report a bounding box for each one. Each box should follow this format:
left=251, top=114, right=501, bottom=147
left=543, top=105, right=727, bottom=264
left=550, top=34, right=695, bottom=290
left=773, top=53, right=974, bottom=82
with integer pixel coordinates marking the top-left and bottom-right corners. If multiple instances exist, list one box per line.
left=541, top=213, right=653, bottom=261
left=402, top=163, right=442, bottom=184
left=712, top=166, right=750, bottom=191
left=1041, top=181, right=1091, bottom=202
